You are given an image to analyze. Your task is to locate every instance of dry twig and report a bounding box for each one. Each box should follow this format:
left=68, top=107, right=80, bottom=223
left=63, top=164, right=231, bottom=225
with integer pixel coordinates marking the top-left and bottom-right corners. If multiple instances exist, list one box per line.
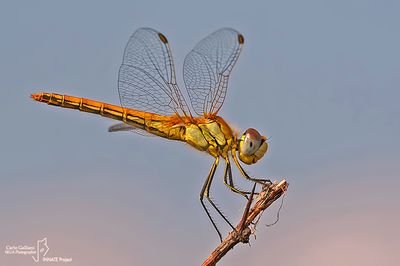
left=201, top=179, right=288, bottom=266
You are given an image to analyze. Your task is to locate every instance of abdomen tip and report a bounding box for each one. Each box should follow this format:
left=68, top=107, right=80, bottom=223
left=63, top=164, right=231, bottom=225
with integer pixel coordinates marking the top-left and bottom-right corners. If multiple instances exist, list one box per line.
left=31, top=93, right=42, bottom=101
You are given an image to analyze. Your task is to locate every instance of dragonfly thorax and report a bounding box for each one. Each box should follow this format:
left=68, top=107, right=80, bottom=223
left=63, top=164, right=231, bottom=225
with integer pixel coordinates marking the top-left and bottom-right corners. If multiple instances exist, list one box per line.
left=183, top=117, right=235, bottom=158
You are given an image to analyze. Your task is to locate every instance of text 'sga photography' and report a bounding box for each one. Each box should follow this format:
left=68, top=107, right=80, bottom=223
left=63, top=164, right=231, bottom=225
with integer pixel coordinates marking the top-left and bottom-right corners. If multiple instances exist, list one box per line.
left=4, top=237, right=72, bottom=263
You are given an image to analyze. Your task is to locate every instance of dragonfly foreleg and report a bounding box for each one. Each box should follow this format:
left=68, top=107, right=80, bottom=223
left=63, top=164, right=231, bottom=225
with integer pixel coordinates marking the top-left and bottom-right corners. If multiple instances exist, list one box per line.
left=232, top=152, right=272, bottom=186
left=200, top=157, right=235, bottom=242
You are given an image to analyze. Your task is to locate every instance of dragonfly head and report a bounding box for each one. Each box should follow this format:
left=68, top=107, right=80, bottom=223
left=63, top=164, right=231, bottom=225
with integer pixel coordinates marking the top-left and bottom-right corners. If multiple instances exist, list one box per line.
left=238, top=128, right=268, bottom=165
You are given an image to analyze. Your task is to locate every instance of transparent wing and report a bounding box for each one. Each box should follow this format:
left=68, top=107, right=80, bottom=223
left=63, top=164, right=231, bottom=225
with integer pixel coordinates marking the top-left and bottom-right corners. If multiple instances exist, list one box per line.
left=183, top=28, right=244, bottom=116
left=108, top=123, right=134, bottom=132
left=118, top=28, right=191, bottom=117
left=108, top=123, right=155, bottom=137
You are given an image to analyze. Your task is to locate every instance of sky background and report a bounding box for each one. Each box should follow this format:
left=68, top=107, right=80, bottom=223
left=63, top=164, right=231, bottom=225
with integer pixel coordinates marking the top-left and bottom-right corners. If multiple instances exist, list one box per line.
left=1, top=0, right=399, bottom=265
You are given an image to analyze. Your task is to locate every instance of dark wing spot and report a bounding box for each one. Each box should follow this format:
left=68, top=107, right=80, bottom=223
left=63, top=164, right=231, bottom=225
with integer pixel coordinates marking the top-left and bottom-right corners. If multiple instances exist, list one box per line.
left=250, top=141, right=253, bottom=147
left=158, top=32, right=168, bottom=44
left=238, top=34, right=244, bottom=44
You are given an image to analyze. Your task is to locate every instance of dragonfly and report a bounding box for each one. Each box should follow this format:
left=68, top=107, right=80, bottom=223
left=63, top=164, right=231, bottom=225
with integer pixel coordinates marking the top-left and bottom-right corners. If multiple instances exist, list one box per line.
left=31, top=28, right=271, bottom=241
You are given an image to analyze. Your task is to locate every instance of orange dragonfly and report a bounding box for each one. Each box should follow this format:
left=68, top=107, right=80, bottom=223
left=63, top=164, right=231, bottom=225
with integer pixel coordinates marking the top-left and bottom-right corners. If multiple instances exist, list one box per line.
left=31, top=28, right=271, bottom=241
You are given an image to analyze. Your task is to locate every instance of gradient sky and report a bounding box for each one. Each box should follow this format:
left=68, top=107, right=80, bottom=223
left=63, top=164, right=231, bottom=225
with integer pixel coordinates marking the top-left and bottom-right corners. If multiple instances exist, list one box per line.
left=1, top=0, right=399, bottom=265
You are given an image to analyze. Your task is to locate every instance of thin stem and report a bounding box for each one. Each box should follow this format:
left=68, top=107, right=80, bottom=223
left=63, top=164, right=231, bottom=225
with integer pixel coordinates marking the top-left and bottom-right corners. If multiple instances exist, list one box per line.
left=201, top=179, right=289, bottom=266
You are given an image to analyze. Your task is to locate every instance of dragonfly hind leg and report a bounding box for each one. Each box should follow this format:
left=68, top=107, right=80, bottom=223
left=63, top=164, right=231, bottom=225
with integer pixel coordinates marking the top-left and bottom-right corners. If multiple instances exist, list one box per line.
left=223, top=159, right=252, bottom=199
left=200, top=157, right=235, bottom=242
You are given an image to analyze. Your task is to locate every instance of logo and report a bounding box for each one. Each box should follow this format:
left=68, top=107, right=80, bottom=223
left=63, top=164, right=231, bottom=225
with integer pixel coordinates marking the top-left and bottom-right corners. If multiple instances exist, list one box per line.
left=4, top=237, right=72, bottom=263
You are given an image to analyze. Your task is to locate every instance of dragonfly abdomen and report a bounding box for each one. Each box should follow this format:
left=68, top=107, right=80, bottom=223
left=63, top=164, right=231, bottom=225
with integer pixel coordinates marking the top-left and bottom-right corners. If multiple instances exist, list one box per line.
left=30, top=92, right=184, bottom=139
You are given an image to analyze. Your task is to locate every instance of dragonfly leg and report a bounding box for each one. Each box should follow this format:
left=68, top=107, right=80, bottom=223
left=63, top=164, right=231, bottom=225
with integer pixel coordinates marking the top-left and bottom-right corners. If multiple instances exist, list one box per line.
left=200, top=157, right=235, bottom=242
left=232, top=152, right=272, bottom=186
left=222, top=159, right=250, bottom=199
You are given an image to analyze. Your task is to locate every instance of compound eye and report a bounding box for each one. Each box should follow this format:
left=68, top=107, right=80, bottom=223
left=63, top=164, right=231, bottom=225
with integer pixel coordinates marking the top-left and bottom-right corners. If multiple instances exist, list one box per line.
left=240, top=128, right=262, bottom=156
